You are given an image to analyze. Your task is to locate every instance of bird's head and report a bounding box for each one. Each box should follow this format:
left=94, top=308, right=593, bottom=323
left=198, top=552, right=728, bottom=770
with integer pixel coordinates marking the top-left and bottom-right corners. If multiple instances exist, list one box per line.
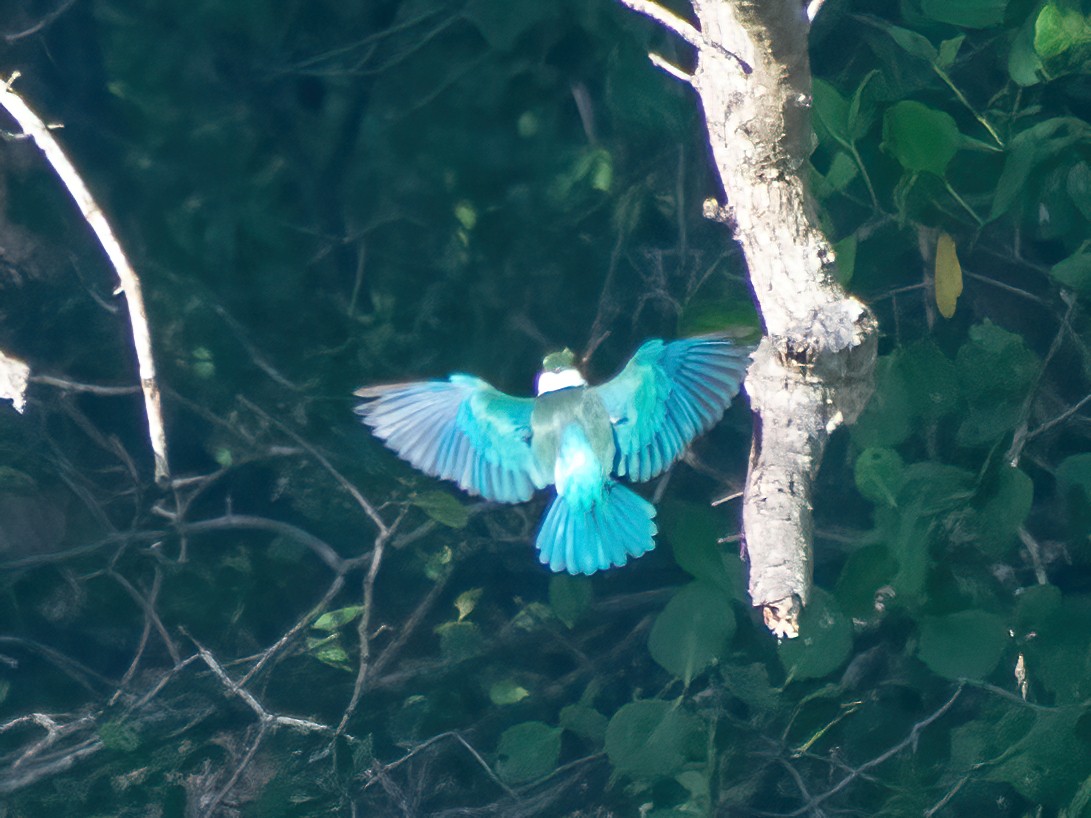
left=536, top=348, right=587, bottom=395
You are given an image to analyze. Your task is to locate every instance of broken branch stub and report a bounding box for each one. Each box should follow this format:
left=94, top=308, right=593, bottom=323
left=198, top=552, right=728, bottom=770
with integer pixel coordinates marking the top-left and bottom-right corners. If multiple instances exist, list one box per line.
left=624, top=0, right=879, bottom=637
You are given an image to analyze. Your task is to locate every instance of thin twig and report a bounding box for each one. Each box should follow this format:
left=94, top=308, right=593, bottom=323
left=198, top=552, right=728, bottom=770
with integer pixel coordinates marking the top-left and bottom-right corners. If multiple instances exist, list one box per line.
left=178, top=513, right=347, bottom=572
left=785, top=685, right=963, bottom=816
left=616, top=0, right=703, bottom=50
left=3, top=0, right=78, bottom=43
left=617, top=0, right=751, bottom=73
left=1024, top=392, right=1091, bottom=443
left=238, top=574, right=346, bottom=686
left=201, top=721, right=270, bottom=817
left=109, top=567, right=180, bottom=665
left=30, top=374, right=140, bottom=396
left=0, top=75, right=170, bottom=484
left=337, top=513, right=403, bottom=734
left=1007, top=294, right=1076, bottom=465
left=188, top=633, right=334, bottom=733
left=649, top=53, right=693, bottom=84
left=239, top=397, right=389, bottom=536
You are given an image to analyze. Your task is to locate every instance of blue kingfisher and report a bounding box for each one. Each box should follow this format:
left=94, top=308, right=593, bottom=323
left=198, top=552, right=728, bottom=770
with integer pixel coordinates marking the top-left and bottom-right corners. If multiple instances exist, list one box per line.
left=356, top=333, right=750, bottom=574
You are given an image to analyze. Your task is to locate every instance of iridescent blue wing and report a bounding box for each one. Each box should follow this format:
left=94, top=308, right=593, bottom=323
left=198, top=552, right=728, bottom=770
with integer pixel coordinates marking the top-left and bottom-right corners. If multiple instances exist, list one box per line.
left=592, top=334, right=752, bottom=482
left=355, top=374, right=546, bottom=503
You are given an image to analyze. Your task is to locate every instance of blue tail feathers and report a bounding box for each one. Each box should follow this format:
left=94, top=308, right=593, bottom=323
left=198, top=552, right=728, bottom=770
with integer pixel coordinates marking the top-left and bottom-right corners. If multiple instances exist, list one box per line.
left=536, top=481, right=657, bottom=575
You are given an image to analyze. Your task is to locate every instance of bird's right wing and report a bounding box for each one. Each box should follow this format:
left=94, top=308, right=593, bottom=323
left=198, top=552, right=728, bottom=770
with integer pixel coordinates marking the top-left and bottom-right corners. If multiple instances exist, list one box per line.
left=355, top=375, right=546, bottom=503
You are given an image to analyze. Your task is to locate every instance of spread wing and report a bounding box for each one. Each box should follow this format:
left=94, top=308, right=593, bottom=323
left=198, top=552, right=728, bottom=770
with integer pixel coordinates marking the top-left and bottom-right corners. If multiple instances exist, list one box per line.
left=355, top=374, right=546, bottom=503
left=592, top=334, right=752, bottom=482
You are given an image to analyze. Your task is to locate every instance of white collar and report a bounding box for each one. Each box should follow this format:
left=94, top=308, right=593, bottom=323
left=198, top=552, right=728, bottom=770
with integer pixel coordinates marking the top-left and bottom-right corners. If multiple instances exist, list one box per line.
left=536, top=368, right=586, bottom=395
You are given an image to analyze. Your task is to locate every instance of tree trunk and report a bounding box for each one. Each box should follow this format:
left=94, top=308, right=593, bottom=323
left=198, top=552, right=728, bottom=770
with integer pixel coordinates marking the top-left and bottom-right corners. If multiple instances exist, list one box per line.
left=623, top=0, right=879, bottom=637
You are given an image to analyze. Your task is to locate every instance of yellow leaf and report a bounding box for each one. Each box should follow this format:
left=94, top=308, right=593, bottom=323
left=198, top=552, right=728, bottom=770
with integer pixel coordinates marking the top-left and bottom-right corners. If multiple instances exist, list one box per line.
left=935, top=232, right=963, bottom=319
left=454, top=588, right=483, bottom=622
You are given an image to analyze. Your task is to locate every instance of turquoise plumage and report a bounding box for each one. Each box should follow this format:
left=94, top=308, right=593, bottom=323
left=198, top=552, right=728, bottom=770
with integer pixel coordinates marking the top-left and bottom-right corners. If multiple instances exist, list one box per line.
left=356, top=333, right=751, bottom=574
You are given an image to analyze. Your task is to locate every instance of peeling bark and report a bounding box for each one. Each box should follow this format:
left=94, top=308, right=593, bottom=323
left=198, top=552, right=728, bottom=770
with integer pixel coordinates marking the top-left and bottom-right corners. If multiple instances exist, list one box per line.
left=622, top=0, right=879, bottom=637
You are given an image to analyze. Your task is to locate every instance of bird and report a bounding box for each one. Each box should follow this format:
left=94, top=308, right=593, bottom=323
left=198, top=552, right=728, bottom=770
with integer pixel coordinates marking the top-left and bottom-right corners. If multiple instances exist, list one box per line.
left=355, top=333, right=752, bottom=575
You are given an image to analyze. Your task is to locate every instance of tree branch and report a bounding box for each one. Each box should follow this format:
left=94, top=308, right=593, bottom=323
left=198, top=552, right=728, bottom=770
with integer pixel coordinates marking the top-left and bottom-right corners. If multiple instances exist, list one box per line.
left=0, top=75, right=171, bottom=484
left=621, top=0, right=879, bottom=636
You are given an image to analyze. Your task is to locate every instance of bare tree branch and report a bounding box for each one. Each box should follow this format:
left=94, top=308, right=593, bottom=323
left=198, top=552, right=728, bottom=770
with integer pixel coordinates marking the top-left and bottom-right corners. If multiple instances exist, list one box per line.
left=619, top=0, right=878, bottom=637
left=0, top=74, right=171, bottom=484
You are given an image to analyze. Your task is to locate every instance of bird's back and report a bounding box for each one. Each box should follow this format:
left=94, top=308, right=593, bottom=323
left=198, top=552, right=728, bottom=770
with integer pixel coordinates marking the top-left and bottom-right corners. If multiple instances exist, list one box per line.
left=531, top=386, right=615, bottom=478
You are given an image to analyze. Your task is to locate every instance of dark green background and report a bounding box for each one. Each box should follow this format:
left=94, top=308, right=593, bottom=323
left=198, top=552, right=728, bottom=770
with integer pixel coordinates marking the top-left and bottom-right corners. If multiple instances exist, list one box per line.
left=2, top=0, right=1091, bottom=815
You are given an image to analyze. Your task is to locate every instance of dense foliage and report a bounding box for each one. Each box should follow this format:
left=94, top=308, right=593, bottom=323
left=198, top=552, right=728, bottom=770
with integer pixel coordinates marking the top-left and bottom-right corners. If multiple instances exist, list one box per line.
left=1, top=0, right=1091, bottom=814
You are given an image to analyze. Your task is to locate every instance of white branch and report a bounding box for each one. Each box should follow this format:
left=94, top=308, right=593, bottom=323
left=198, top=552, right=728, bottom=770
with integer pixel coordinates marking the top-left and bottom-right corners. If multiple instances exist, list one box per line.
left=648, top=52, right=694, bottom=84
left=0, top=74, right=170, bottom=484
left=617, top=0, right=705, bottom=50
left=621, top=1, right=878, bottom=638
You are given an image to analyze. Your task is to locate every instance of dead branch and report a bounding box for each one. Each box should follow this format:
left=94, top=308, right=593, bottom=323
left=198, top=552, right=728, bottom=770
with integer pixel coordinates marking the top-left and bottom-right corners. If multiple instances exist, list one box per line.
left=0, top=75, right=171, bottom=484
left=619, top=0, right=878, bottom=637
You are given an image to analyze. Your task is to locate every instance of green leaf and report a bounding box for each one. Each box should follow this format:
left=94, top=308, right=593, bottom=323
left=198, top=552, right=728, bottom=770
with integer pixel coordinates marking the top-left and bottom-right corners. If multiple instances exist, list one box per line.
left=833, top=234, right=857, bottom=286
left=1035, top=4, right=1091, bottom=59
left=661, top=500, right=746, bottom=599
left=847, top=71, right=879, bottom=141
left=1067, top=161, right=1091, bottom=221
left=778, top=589, right=853, bottom=680
left=966, top=467, right=1033, bottom=557
left=675, top=769, right=711, bottom=815
left=99, top=719, right=141, bottom=752
left=312, top=606, right=363, bottom=631
left=824, top=152, right=859, bottom=192
left=836, top=543, right=897, bottom=620
left=986, top=708, right=1091, bottom=805
left=874, top=19, right=939, bottom=62
left=917, top=610, right=1008, bottom=680
left=1023, top=595, right=1091, bottom=703
left=549, top=147, right=614, bottom=204
left=898, top=340, right=960, bottom=421
left=991, top=118, right=1091, bottom=220
left=648, top=581, right=735, bottom=684
left=1013, top=583, right=1063, bottom=636
left=489, top=679, right=530, bottom=705
left=922, top=0, right=1007, bottom=29
left=720, top=663, right=779, bottom=713
left=854, top=447, right=905, bottom=507
left=412, top=491, right=469, bottom=529
left=936, top=35, right=966, bottom=69
left=882, top=101, right=961, bottom=176
left=955, top=321, right=1039, bottom=445
left=813, top=79, right=851, bottom=146
left=897, top=461, right=976, bottom=514
left=1009, top=15, right=1046, bottom=86
left=549, top=574, right=592, bottom=629
left=306, top=634, right=352, bottom=671
left=605, top=700, right=702, bottom=779
left=1051, top=251, right=1091, bottom=294
left=851, top=355, right=914, bottom=448
left=495, top=721, right=562, bottom=784
left=560, top=703, right=608, bottom=743
left=453, top=200, right=477, bottom=231
left=1058, top=453, right=1091, bottom=537
left=434, top=620, right=485, bottom=660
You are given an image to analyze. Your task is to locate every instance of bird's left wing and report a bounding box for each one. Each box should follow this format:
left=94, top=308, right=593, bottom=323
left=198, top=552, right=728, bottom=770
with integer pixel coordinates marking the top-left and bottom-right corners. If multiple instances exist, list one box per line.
left=355, top=375, right=546, bottom=503
left=592, top=334, right=752, bottom=482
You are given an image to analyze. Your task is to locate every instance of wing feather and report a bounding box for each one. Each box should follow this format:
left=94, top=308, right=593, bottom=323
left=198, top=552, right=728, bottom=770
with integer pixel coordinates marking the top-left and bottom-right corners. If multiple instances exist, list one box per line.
left=356, top=374, right=545, bottom=503
left=593, top=334, right=752, bottom=482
